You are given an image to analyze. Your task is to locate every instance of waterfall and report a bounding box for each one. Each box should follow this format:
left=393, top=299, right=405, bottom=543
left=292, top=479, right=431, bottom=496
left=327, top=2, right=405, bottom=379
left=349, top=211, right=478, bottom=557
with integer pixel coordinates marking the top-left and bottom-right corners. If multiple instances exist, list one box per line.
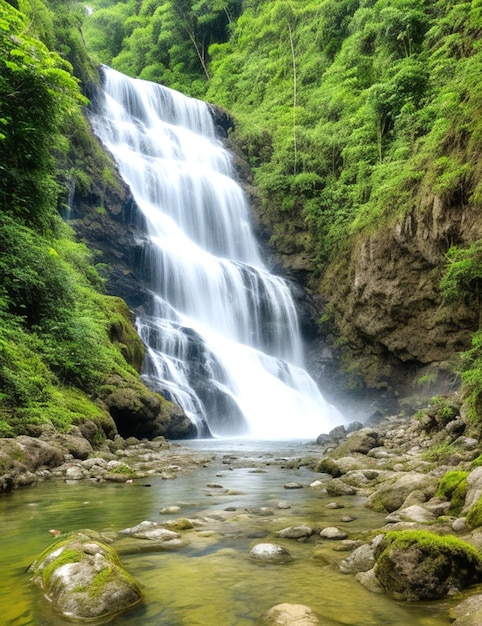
left=89, top=66, right=343, bottom=439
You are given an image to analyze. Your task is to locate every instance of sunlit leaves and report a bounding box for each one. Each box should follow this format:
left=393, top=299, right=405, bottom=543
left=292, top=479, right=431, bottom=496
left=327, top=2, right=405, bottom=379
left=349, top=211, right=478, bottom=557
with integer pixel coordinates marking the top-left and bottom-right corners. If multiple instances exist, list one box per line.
left=0, top=1, right=85, bottom=229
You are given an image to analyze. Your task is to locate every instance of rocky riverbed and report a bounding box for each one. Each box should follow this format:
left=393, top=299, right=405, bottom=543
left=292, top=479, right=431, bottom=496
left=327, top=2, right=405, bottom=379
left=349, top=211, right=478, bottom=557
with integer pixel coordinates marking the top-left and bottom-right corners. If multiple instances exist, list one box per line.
left=3, top=394, right=482, bottom=624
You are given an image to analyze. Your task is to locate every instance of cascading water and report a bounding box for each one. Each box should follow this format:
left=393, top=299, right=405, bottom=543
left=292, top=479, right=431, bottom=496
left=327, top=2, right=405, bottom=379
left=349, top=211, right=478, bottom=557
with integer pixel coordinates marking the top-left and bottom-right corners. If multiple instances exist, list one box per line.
left=89, top=66, right=343, bottom=439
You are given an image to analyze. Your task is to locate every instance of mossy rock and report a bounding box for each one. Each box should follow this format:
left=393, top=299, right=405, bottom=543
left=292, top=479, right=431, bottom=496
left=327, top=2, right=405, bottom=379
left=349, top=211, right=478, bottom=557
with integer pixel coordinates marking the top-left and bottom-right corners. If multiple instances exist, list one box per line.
left=367, top=473, right=438, bottom=514
left=374, top=530, right=482, bottom=601
left=314, top=457, right=342, bottom=477
left=436, top=470, right=469, bottom=515
left=466, top=496, right=482, bottom=530
left=29, top=530, right=142, bottom=620
left=101, top=296, right=145, bottom=372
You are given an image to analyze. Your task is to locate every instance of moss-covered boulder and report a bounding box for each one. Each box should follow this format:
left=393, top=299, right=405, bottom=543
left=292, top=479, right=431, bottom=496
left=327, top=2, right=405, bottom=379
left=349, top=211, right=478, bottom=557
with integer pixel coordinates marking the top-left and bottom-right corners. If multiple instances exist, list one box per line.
left=0, top=436, right=65, bottom=493
left=100, top=373, right=194, bottom=439
left=29, top=530, right=142, bottom=620
left=374, top=530, right=482, bottom=601
left=436, top=470, right=469, bottom=515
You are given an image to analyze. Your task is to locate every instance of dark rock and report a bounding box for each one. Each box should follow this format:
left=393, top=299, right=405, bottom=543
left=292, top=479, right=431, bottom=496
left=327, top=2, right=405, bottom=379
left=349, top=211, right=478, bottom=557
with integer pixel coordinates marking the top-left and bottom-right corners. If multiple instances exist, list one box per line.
left=346, top=421, right=364, bottom=433
left=315, top=433, right=331, bottom=446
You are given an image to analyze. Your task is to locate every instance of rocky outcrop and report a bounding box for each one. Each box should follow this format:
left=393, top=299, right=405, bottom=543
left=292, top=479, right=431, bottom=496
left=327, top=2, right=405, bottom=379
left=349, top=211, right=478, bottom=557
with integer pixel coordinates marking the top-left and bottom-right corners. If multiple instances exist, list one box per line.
left=319, top=195, right=482, bottom=406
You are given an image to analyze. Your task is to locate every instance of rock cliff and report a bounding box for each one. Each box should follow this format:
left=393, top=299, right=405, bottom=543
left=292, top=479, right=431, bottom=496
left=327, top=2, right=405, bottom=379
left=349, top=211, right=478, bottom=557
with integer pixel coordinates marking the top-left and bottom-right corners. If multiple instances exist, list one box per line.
left=316, top=192, right=482, bottom=415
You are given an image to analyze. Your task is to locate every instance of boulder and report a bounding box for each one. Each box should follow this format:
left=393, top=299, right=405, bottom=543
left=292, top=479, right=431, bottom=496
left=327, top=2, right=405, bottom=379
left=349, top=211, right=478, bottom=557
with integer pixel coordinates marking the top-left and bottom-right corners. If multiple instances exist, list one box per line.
left=339, top=543, right=376, bottom=574
left=29, top=531, right=142, bottom=620
left=117, top=520, right=185, bottom=550
left=450, top=594, right=482, bottom=625
left=374, top=530, right=482, bottom=600
left=385, top=504, right=436, bottom=524
left=248, top=543, right=293, bottom=564
left=325, top=479, right=356, bottom=496
left=331, top=428, right=381, bottom=457
left=256, top=603, right=319, bottom=625
left=276, top=525, right=313, bottom=540
left=366, top=473, right=438, bottom=513
left=319, top=527, right=348, bottom=540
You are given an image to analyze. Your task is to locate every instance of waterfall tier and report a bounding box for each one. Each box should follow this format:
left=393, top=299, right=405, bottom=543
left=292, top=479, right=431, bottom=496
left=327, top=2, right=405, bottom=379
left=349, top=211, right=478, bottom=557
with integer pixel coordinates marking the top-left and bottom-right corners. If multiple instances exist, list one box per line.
left=89, top=66, right=342, bottom=439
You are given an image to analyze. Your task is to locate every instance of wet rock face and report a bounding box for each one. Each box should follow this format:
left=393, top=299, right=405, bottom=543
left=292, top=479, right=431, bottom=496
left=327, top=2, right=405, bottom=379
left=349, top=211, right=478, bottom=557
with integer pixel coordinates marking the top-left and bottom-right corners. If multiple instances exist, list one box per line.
left=71, top=171, right=150, bottom=311
left=29, top=531, right=142, bottom=621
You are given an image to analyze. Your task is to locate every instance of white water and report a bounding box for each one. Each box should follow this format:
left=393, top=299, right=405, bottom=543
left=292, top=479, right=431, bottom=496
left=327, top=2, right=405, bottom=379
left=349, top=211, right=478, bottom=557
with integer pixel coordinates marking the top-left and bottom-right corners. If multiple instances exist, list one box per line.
left=89, top=66, right=343, bottom=439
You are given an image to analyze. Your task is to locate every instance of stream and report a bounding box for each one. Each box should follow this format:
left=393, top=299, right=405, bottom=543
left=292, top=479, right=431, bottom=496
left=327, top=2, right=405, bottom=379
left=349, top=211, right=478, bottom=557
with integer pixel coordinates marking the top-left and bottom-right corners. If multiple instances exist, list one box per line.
left=0, top=440, right=453, bottom=625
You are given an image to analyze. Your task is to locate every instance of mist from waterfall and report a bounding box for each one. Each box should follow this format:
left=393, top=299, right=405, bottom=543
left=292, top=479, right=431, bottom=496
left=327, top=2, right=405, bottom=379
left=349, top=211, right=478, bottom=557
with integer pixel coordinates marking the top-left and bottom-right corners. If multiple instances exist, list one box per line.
left=89, top=66, right=343, bottom=439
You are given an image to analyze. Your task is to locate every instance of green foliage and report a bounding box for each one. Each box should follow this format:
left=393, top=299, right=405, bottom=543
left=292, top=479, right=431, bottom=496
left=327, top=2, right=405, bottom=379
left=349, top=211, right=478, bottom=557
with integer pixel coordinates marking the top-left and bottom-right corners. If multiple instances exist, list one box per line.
left=457, top=330, right=482, bottom=422
left=440, top=242, right=482, bottom=316
left=204, top=0, right=482, bottom=266
left=83, top=0, right=241, bottom=95
left=436, top=470, right=468, bottom=515
left=421, top=441, right=456, bottom=464
left=0, top=1, right=85, bottom=231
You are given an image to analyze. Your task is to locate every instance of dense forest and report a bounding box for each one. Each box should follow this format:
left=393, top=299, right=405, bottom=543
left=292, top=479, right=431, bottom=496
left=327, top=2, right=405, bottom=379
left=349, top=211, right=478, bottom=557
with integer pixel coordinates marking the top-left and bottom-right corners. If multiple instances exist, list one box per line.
left=1, top=0, right=482, bottom=439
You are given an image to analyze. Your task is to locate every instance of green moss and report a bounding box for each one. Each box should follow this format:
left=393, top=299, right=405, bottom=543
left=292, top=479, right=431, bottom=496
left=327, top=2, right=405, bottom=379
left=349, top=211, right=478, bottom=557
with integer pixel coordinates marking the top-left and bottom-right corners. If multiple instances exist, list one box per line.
left=41, top=548, right=84, bottom=587
left=89, top=567, right=114, bottom=598
left=436, top=470, right=469, bottom=515
left=110, top=464, right=136, bottom=477
left=379, top=530, right=481, bottom=562
left=466, top=497, right=482, bottom=530
left=99, top=296, right=144, bottom=372
left=470, top=454, right=482, bottom=469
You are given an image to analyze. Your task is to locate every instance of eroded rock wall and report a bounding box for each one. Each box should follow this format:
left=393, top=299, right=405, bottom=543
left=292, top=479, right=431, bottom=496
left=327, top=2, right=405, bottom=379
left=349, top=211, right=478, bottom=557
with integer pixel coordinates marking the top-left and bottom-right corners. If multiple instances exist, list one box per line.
left=319, top=193, right=482, bottom=411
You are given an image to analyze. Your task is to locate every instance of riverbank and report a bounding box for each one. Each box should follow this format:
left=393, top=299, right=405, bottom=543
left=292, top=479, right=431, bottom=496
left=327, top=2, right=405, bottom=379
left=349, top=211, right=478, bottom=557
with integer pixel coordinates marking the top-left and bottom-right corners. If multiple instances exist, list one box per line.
left=2, top=394, right=482, bottom=624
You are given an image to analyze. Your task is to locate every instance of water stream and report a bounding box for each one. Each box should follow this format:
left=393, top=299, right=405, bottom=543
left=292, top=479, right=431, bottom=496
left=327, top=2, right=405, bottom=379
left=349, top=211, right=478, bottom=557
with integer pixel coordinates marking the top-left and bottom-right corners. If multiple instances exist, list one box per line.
left=88, top=67, right=342, bottom=439
left=0, top=441, right=452, bottom=625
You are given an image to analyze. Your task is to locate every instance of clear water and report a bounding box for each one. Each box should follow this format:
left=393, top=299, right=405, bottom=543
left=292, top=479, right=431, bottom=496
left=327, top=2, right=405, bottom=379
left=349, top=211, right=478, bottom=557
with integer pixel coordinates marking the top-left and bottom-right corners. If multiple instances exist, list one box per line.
left=88, top=68, right=344, bottom=439
left=0, top=441, right=453, bottom=625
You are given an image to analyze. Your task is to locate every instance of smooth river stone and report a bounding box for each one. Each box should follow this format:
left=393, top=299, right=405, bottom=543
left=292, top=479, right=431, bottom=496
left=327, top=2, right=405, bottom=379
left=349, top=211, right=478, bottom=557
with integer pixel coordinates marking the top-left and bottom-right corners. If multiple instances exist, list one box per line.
left=248, top=543, right=293, bottom=564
